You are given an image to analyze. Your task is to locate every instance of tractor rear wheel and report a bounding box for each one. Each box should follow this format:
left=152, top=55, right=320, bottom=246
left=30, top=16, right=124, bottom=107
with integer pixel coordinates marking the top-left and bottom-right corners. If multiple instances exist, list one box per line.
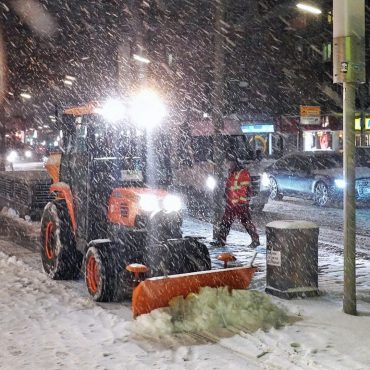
left=40, top=201, right=82, bottom=279
left=85, top=242, right=135, bottom=302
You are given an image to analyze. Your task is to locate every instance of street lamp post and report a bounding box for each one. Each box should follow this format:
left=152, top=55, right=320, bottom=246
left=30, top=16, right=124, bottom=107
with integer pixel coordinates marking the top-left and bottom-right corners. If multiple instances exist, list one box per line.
left=212, top=0, right=226, bottom=240
left=333, top=0, right=365, bottom=316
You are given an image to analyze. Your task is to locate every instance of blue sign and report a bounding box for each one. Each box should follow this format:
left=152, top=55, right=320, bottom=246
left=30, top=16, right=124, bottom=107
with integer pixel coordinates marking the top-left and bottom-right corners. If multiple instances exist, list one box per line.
left=241, top=124, right=274, bottom=133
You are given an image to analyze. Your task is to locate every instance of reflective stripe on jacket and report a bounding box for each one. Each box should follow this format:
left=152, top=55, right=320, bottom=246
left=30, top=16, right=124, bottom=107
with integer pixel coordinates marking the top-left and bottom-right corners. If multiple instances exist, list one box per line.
left=225, top=168, right=251, bottom=206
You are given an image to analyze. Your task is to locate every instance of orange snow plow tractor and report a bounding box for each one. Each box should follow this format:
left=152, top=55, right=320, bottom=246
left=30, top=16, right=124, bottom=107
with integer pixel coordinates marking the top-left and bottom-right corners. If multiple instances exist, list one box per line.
left=41, top=96, right=256, bottom=315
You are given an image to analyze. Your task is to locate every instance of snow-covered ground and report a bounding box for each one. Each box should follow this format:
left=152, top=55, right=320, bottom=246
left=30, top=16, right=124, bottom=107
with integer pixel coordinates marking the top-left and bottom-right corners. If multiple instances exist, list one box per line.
left=0, top=211, right=370, bottom=369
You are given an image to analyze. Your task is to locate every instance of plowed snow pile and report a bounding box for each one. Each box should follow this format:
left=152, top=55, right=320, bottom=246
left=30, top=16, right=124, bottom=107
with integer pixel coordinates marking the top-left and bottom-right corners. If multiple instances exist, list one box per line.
left=132, top=287, right=288, bottom=337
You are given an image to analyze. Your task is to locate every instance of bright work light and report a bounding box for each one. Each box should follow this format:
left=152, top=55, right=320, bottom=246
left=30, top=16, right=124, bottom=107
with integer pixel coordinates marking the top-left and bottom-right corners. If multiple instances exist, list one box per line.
left=130, top=89, right=166, bottom=129
left=101, top=98, right=126, bottom=123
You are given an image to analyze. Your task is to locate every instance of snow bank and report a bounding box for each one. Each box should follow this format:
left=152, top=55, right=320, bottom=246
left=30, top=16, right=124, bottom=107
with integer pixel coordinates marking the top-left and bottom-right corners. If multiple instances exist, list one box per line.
left=132, top=287, right=289, bottom=338
left=1, top=206, right=34, bottom=224
left=1, top=206, right=20, bottom=218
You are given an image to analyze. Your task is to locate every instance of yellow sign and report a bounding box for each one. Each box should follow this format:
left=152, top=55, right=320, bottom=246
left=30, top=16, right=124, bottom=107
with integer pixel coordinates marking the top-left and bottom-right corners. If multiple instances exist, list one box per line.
left=300, top=106, right=321, bottom=117
left=355, top=118, right=370, bottom=130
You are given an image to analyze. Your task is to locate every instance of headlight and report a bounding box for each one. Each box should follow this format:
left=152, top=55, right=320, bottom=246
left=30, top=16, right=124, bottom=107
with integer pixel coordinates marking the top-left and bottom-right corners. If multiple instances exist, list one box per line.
left=163, top=194, right=182, bottom=212
left=138, top=194, right=160, bottom=213
left=335, top=179, right=345, bottom=189
left=25, top=150, right=32, bottom=158
left=7, top=151, right=18, bottom=162
left=130, top=89, right=166, bottom=129
left=261, top=172, right=270, bottom=187
left=206, top=175, right=217, bottom=190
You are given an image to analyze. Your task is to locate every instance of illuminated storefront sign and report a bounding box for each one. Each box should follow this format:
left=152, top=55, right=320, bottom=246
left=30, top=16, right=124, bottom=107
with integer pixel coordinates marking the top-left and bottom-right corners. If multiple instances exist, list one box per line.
left=355, top=118, right=370, bottom=130
left=241, top=124, right=274, bottom=133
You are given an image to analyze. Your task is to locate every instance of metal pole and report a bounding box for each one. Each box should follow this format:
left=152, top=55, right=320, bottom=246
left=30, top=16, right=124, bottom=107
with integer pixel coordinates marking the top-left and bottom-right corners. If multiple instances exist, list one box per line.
left=212, top=0, right=225, bottom=240
left=343, top=81, right=357, bottom=315
left=333, top=0, right=364, bottom=316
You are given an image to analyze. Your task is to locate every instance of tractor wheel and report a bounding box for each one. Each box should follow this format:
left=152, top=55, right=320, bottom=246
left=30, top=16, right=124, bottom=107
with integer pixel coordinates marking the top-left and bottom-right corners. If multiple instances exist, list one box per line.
left=145, top=238, right=211, bottom=277
left=84, top=242, right=136, bottom=302
left=40, top=201, right=82, bottom=280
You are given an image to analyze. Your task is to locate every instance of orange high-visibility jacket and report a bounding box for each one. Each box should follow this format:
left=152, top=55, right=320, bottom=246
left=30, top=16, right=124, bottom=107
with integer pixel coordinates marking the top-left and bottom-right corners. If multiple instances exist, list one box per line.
left=225, top=168, right=251, bottom=206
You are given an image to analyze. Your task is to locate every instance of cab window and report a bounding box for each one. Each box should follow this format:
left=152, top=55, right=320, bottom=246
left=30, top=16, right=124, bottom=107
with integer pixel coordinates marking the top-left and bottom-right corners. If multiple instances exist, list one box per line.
left=75, top=124, right=88, bottom=153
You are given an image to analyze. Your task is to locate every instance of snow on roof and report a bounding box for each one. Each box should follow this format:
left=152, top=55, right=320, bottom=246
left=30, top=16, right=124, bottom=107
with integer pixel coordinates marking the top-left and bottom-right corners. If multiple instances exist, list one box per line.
left=266, top=220, right=318, bottom=230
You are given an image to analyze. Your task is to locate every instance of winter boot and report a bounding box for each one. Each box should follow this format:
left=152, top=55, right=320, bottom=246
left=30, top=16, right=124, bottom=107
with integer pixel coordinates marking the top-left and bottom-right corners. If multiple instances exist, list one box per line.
left=247, top=240, right=260, bottom=249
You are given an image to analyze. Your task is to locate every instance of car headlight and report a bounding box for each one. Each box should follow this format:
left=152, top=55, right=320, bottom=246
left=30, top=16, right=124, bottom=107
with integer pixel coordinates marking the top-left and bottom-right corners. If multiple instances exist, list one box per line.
left=334, top=179, right=345, bottom=189
left=206, top=175, right=217, bottom=190
left=261, top=172, right=270, bottom=187
left=25, top=150, right=32, bottom=158
left=163, top=194, right=182, bottom=212
left=6, top=151, right=18, bottom=162
left=138, top=194, right=160, bottom=213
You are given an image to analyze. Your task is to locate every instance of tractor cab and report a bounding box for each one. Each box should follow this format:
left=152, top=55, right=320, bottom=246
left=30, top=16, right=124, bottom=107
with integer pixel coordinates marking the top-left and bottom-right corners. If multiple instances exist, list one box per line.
left=51, top=100, right=173, bottom=245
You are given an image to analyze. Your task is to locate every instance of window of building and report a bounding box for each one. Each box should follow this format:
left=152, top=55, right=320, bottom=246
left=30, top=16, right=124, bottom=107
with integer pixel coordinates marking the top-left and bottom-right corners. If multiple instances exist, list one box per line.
left=323, top=42, right=332, bottom=63
left=327, top=11, right=333, bottom=25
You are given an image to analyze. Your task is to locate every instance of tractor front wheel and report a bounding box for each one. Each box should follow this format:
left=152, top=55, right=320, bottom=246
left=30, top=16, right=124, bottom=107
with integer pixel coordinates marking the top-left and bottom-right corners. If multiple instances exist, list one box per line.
left=40, top=201, right=82, bottom=279
left=85, top=244, right=117, bottom=302
left=85, top=241, right=143, bottom=302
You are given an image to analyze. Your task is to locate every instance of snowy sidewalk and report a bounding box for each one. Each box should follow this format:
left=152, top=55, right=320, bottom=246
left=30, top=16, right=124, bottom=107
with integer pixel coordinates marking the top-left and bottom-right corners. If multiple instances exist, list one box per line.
left=183, top=216, right=370, bottom=299
left=1, top=212, right=370, bottom=369
left=0, top=237, right=370, bottom=369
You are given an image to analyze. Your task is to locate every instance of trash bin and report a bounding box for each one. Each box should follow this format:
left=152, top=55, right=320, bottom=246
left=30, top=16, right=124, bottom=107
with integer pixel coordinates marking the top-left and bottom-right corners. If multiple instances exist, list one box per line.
left=265, top=220, right=319, bottom=299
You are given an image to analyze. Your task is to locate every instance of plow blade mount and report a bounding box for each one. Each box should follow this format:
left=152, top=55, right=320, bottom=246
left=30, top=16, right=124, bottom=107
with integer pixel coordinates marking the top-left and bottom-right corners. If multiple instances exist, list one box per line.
left=132, top=265, right=257, bottom=317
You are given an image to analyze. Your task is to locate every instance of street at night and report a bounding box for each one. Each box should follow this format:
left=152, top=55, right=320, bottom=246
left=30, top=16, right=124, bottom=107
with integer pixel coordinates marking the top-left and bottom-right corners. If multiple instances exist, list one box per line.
left=0, top=0, right=370, bottom=369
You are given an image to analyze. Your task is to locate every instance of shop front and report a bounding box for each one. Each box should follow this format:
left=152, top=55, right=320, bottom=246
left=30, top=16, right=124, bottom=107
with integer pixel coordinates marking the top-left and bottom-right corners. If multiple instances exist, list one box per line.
left=302, top=115, right=343, bottom=152
left=303, top=129, right=343, bottom=151
left=241, top=122, right=275, bottom=156
left=355, top=117, right=370, bottom=146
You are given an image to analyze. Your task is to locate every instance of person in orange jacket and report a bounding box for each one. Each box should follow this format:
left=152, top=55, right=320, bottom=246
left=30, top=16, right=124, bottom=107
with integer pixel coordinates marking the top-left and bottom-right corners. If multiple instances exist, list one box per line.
left=212, top=157, right=260, bottom=248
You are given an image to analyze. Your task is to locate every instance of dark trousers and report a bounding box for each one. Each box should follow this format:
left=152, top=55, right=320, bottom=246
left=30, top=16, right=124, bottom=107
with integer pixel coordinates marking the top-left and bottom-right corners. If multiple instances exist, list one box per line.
left=218, top=205, right=259, bottom=245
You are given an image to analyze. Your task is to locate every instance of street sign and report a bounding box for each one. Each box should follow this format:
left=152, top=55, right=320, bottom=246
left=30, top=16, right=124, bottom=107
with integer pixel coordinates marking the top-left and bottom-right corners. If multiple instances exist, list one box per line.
left=300, top=105, right=321, bottom=125
left=301, top=117, right=321, bottom=125
left=300, top=105, right=320, bottom=116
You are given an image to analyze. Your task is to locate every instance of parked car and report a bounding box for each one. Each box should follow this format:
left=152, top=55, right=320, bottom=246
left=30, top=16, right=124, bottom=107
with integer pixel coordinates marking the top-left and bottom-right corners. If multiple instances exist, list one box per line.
left=264, top=149, right=370, bottom=206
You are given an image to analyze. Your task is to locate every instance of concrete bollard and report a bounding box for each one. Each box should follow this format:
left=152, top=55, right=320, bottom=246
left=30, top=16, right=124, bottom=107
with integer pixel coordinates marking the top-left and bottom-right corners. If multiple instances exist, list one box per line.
left=265, top=220, right=319, bottom=299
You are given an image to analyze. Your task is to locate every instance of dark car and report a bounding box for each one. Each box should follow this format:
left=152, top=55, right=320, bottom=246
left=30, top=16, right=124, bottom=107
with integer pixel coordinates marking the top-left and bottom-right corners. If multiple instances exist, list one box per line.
left=264, top=150, right=370, bottom=206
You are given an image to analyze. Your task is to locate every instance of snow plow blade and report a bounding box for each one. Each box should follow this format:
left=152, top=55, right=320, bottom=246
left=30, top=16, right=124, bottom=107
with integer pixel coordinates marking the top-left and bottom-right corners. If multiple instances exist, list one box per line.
left=132, top=266, right=257, bottom=317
